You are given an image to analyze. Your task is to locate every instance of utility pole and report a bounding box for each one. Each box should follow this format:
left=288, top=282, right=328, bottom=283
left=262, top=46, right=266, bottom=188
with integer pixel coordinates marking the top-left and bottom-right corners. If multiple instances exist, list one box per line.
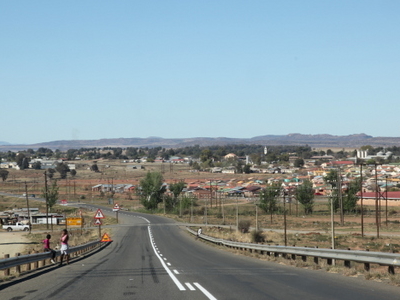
left=338, top=168, right=344, bottom=226
left=374, top=163, right=380, bottom=238
left=209, top=179, right=212, bottom=208
left=360, top=163, right=364, bottom=237
left=283, top=190, right=287, bottom=246
left=331, top=183, right=335, bottom=251
left=44, top=171, right=49, bottom=230
left=236, top=197, right=239, bottom=231
left=25, top=182, right=31, bottom=234
left=385, top=175, right=388, bottom=226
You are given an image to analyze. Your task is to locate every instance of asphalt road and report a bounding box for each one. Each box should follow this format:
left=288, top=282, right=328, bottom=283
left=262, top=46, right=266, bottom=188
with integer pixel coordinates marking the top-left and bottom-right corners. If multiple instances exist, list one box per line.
left=1, top=204, right=400, bottom=299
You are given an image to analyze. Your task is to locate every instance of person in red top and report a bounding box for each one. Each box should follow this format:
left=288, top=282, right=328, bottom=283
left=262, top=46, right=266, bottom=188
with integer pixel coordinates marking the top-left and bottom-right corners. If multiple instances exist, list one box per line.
left=59, top=229, right=69, bottom=266
left=42, top=234, right=56, bottom=264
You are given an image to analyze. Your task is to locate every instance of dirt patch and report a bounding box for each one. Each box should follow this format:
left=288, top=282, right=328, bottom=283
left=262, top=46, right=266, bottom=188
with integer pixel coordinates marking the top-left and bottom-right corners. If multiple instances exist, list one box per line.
left=0, top=232, right=31, bottom=257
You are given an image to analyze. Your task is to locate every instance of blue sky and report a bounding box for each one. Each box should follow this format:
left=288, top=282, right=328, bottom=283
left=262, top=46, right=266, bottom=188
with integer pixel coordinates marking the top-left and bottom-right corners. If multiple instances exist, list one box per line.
left=1, top=1, right=399, bottom=145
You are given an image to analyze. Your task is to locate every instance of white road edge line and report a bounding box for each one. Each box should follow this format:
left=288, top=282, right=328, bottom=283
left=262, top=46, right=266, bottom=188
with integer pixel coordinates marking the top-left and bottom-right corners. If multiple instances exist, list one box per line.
left=147, top=226, right=186, bottom=291
left=193, top=282, right=217, bottom=300
left=185, top=282, right=196, bottom=291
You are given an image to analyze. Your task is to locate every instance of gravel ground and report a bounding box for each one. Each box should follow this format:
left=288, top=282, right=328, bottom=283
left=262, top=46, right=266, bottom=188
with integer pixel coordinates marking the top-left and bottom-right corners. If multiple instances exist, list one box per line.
left=0, top=231, right=31, bottom=258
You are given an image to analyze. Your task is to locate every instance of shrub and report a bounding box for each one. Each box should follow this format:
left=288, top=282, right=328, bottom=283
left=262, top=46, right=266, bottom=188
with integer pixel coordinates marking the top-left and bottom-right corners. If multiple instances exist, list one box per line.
left=250, top=230, right=265, bottom=243
left=238, top=220, right=251, bottom=233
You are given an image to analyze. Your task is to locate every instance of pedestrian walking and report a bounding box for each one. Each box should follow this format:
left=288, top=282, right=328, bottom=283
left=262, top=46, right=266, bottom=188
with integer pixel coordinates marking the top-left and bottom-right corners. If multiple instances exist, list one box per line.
left=42, top=234, right=56, bottom=264
left=59, top=229, right=69, bottom=266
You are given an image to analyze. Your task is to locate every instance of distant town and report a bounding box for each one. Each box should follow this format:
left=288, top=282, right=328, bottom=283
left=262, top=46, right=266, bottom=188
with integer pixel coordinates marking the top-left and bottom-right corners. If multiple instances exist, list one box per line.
left=1, top=144, right=400, bottom=226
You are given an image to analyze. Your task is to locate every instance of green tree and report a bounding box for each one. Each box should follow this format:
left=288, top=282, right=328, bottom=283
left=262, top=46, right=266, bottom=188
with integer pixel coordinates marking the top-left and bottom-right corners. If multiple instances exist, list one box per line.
left=16, top=153, right=29, bottom=170
left=169, top=181, right=186, bottom=199
left=200, top=149, right=212, bottom=162
left=167, top=181, right=186, bottom=211
left=32, top=161, right=42, bottom=170
left=191, top=161, right=201, bottom=171
left=294, top=158, right=305, bottom=168
left=139, top=172, right=166, bottom=210
left=243, top=164, right=252, bottom=174
left=259, top=184, right=280, bottom=214
left=324, top=169, right=340, bottom=212
left=42, top=179, right=59, bottom=211
left=295, top=180, right=315, bottom=214
left=55, top=162, right=70, bottom=179
left=70, top=169, right=77, bottom=177
left=249, top=153, right=261, bottom=165
left=91, top=164, right=99, bottom=172
left=235, top=160, right=244, bottom=173
left=0, top=169, right=9, bottom=181
left=47, top=168, right=56, bottom=179
left=343, top=177, right=361, bottom=213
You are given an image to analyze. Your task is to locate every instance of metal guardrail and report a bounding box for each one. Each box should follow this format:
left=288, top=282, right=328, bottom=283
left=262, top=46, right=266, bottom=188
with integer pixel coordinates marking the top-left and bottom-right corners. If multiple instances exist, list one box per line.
left=187, top=227, right=400, bottom=274
left=0, top=240, right=106, bottom=273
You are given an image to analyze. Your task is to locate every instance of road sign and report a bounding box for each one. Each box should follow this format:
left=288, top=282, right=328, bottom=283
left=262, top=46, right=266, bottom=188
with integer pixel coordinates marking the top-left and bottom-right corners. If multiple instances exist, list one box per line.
left=94, top=219, right=102, bottom=225
left=61, top=199, right=67, bottom=206
left=101, top=233, right=112, bottom=242
left=94, top=208, right=105, bottom=219
left=112, top=204, right=120, bottom=212
left=67, top=217, right=83, bottom=226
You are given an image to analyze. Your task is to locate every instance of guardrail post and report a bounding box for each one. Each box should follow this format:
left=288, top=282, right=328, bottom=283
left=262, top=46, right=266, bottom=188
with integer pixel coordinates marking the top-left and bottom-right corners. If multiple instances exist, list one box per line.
left=291, top=254, right=296, bottom=260
left=26, top=251, right=31, bottom=271
left=302, top=255, right=306, bottom=262
left=327, top=258, right=332, bottom=265
left=15, top=253, right=21, bottom=274
left=34, top=251, right=39, bottom=270
left=40, top=255, right=45, bottom=268
left=4, top=254, right=10, bottom=276
left=314, top=257, right=318, bottom=265
left=388, top=265, right=395, bottom=275
left=344, top=248, right=351, bottom=268
left=364, top=263, right=370, bottom=271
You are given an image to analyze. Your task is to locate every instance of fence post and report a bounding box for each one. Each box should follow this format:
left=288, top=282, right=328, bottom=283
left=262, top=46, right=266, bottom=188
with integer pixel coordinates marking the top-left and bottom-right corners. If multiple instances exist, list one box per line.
left=15, top=253, right=21, bottom=274
left=3, top=254, right=10, bottom=276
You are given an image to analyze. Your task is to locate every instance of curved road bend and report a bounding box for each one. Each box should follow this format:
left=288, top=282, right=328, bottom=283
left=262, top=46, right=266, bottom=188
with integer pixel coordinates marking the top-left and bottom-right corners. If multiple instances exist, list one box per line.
left=1, top=204, right=399, bottom=300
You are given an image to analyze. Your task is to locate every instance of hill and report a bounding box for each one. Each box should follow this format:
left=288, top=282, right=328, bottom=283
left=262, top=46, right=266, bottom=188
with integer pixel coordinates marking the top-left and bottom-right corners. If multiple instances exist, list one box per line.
left=0, top=133, right=399, bottom=151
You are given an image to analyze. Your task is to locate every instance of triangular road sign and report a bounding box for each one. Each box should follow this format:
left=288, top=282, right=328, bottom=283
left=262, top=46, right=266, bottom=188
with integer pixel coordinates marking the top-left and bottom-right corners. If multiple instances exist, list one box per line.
left=101, top=233, right=113, bottom=242
left=113, top=203, right=120, bottom=212
left=94, top=219, right=102, bottom=225
left=94, top=208, right=105, bottom=219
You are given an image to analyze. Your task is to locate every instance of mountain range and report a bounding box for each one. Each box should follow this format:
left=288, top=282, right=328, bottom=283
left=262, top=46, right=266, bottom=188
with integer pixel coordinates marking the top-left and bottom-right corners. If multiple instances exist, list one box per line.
left=0, top=133, right=400, bottom=151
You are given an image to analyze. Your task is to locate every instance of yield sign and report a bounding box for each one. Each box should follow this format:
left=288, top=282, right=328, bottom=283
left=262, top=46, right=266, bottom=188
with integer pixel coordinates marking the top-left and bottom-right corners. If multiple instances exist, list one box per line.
left=113, top=203, right=120, bottom=212
left=94, top=208, right=105, bottom=219
left=94, top=219, right=102, bottom=225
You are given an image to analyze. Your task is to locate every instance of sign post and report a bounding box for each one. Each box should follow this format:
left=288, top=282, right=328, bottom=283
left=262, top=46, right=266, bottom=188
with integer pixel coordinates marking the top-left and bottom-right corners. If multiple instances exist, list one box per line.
left=93, top=209, right=105, bottom=238
left=113, top=204, right=120, bottom=223
left=79, top=210, right=83, bottom=235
